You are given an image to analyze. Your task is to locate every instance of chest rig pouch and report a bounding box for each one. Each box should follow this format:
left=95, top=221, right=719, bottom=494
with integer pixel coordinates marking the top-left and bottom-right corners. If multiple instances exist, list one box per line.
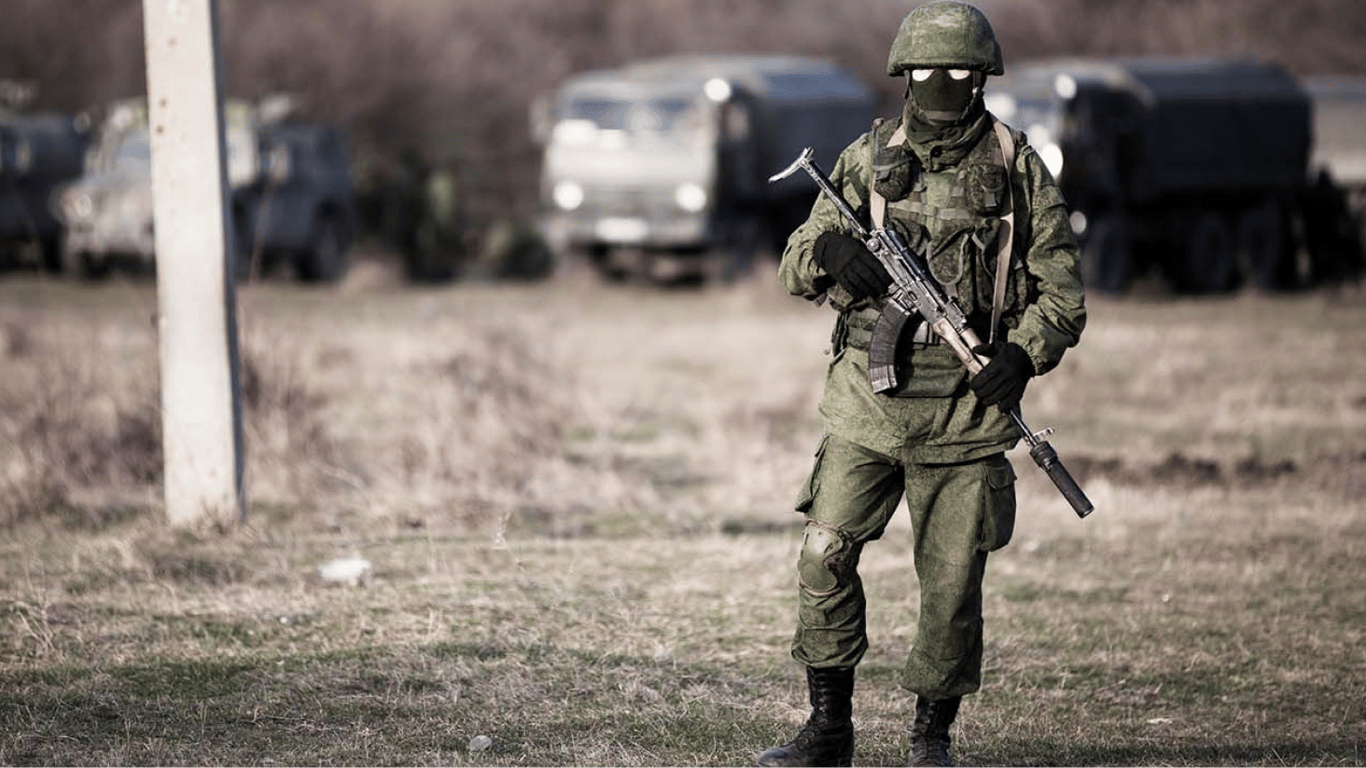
left=845, top=116, right=1025, bottom=397
left=893, top=122, right=1017, bottom=318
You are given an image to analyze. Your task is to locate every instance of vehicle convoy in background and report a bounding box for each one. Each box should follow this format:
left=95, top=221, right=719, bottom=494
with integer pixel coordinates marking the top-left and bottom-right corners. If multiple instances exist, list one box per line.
left=0, top=81, right=89, bottom=272
left=532, top=55, right=877, bottom=284
left=986, top=57, right=1363, bottom=293
left=55, top=96, right=357, bottom=282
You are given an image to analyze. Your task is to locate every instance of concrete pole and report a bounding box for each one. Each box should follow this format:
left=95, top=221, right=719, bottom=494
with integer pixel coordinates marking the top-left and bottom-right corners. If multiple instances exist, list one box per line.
left=143, top=0, right=245, bottom=526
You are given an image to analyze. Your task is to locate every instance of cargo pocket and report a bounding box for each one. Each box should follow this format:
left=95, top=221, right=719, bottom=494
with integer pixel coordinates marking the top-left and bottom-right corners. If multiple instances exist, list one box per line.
left=795, top=435, right=831, bottom=514
left=978, top=456, right=1017, bottom=551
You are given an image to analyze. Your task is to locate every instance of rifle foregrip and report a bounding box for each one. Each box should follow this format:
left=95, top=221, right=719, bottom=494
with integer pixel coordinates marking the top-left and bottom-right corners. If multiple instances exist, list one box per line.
left=1029, top=440, right=1094, bottom=518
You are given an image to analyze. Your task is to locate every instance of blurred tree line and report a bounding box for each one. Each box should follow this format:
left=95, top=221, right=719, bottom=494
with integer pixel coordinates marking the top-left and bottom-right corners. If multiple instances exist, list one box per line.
left=3, top=0, right=1365, bottom=243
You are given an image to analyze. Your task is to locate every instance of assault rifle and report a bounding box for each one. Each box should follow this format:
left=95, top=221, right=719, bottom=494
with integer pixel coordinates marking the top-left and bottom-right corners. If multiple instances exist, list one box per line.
left=770, top=148, right=1093, bottom=518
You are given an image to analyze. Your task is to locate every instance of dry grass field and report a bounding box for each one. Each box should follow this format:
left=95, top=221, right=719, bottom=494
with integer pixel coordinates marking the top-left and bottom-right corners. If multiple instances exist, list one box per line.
left=2, top=260, right=1366, bottom=766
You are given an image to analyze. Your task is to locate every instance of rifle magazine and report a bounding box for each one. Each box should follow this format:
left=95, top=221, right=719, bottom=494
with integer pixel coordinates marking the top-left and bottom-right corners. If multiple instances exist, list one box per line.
left=868, top=302, right=912, bottom=393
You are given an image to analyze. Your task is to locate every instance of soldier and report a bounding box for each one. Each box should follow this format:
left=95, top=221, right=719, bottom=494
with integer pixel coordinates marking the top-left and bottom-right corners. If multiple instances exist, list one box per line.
left=756, top=2, right=1086, bottom=766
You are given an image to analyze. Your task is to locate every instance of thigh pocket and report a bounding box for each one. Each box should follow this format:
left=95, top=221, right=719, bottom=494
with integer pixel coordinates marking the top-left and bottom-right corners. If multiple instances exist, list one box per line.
left=795, top=435, right=831, bottom=514
left=979, top=456, right=1017, bottom=552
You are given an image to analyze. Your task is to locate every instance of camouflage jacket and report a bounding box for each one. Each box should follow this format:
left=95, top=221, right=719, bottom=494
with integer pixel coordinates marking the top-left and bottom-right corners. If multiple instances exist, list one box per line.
left=779, top=113, right=1087, bottom=463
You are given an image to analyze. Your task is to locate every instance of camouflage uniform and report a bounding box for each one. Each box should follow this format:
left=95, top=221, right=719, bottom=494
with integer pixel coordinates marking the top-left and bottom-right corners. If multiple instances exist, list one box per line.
left=758, top=2, right=1086, bottom=766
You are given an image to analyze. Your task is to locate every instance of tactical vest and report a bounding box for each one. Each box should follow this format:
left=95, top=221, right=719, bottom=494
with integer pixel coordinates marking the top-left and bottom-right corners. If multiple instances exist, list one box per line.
left=834, top=115, right=1028, bottom=358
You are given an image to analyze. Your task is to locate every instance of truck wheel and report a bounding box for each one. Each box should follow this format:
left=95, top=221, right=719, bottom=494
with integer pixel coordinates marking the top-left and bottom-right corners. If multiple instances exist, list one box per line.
left=1175, top=212, right=1236, bottom=293
left=38, top=236, right=64, bottom=274
left=231, top=212, right=257, bottom=282
left=1235, top=201, right=1285, bottom=290
left=295, top=215, right=350, bottom=283
left=1080, top=214, right=1131, bottom=293
left=61, top=250, right=110, bottom=281
left=707, top=217, right=764, bottom=285
left=589, top=245, right=631, bottom=283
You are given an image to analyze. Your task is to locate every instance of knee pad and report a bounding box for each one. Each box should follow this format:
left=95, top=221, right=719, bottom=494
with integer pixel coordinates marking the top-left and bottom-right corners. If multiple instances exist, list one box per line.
left=798, top=521, right=860, bottom=597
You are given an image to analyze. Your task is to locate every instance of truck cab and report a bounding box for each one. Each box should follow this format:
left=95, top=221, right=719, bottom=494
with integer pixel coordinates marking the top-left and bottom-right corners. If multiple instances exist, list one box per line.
left=987, top=57, right=1318, bottom=293
left=54, top=97, right=355, bottom=282
left=0, top=85, right=89, bottom=272
left=534, top=55, right=875, bottom=284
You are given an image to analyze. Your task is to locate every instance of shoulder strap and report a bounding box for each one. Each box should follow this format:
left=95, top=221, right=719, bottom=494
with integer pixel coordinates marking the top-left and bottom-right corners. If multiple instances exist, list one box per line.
left=871, top=116, right=1016, bottom=343
left=869, top=120, right=906, bottom=230
left=988, top=117, right=1016, bottom=345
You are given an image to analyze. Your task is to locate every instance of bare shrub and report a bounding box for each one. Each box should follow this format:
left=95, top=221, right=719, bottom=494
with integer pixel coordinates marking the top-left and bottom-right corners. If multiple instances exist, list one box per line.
left=374, top=321, right=590, bottom=532
left=234, top=332, right=346, bottom=507
left=0, top=348, right=162, bottom=529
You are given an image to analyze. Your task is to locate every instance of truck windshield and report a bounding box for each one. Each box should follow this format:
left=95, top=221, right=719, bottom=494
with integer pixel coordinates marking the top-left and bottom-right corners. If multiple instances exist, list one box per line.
left=563, top=94, right=704, bottom=136
left=1012, top=98, right=1061, bottom=136
left=112, top=133, right=151, bottom=173
left=567, top=97, right=630, bottom=131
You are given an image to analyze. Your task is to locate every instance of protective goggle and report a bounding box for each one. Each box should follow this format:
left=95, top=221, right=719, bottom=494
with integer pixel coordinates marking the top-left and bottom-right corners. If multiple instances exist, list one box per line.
left=910, top=68, right=973, bottom=82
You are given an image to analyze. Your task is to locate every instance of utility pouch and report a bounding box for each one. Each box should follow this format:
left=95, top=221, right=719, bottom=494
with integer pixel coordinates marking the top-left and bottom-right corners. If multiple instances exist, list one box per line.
left=829, top=313, right=850, bottom=360
left=966, top=164, right=1008, bottom=215
left=873, top=142, right=917, bottom=203
left=978, top=456, right=1017, bottom=552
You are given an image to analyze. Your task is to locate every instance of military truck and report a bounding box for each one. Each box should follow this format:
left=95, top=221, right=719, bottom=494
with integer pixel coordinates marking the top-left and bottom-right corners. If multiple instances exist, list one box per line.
left=986, top=57, right=1327, bottom=293
left=0, top=83, right=89, bottom=272
left=55, top=97, right=356, bottom=282
left=532, top=55, right=877, bottom=283
left=1303, top=74, right=1366, bottom=275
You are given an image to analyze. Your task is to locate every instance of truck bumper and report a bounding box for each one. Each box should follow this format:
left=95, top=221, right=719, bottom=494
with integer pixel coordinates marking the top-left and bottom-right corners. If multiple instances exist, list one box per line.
left=64, top=221, right=156, bottom=265
left=542, top=211, right=710, bottom=250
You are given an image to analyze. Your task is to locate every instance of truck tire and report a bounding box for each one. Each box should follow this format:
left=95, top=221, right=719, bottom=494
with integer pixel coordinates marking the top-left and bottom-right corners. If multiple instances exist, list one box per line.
left=1174, top=212, right=1236, bottom=293
left=1080, top=214, right=1131, bottom=293
left=231, top=211, right=257, bottom=282
left=706, top=217, right=764, bottom=285
left=1235, top=201, right=1285, bottom=290
left=295, top=214, right=350, bottom=283
left=38, top=236, right=64, bottom=274
left=61, top=250, right=110, bottom=281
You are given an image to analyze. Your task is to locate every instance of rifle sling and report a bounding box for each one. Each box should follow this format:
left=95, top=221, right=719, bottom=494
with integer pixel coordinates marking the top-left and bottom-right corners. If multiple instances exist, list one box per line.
left=988, top=118, right=1016, bottom=346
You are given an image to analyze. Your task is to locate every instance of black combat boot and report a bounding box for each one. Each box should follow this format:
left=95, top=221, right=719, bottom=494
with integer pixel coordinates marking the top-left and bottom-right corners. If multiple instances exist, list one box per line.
left=756, top=667, right=856, bottom=767
left=908, top=695, right=961, bottom=767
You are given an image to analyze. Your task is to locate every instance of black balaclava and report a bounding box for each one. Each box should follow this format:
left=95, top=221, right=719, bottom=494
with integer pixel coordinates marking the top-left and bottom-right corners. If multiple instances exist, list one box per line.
left=907, top=69, right=983, bottom=125
left=900, top=68, right=989, bottom=172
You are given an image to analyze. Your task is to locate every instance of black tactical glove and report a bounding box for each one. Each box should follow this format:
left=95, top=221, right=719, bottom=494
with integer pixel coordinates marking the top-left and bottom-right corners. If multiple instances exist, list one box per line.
left=814, top=231, right=893, bottom=303
left=969, top=341, right=1035, bottom=413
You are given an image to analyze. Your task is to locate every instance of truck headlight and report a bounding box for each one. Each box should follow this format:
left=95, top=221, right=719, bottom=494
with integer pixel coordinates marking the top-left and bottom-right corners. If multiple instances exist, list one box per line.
left=266, top=145, right=292, bottom=184
left=674, top=182, right=707, bottom=213
left=61, top=189, right=94, bottom=221
left=553, top=180, right=584, bottom=211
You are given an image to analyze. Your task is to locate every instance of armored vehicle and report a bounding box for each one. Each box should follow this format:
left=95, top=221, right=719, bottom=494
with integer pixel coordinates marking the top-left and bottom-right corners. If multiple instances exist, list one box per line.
left=0, top=93, right=89, bottom=272
left=55, top=98, right=356, bottom=282
left=533, top=55, right=877, bottom=283
left=986, top=57, right=1322, bottom=293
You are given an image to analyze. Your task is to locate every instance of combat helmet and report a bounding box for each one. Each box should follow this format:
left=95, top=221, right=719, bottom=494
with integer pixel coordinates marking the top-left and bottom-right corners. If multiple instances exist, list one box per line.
left=886, top=0, right=1005, bottom=77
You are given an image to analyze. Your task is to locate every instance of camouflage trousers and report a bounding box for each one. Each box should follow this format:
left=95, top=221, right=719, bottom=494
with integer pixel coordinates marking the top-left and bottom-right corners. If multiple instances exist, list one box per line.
left=789, top=433, right=1016, bottom=700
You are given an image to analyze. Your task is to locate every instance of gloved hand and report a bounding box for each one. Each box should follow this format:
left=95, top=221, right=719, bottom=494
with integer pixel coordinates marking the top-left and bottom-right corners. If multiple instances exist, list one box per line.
left=814, top=231, right=893, bottom=303
left=969, top=341, right=1034, bottom=413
